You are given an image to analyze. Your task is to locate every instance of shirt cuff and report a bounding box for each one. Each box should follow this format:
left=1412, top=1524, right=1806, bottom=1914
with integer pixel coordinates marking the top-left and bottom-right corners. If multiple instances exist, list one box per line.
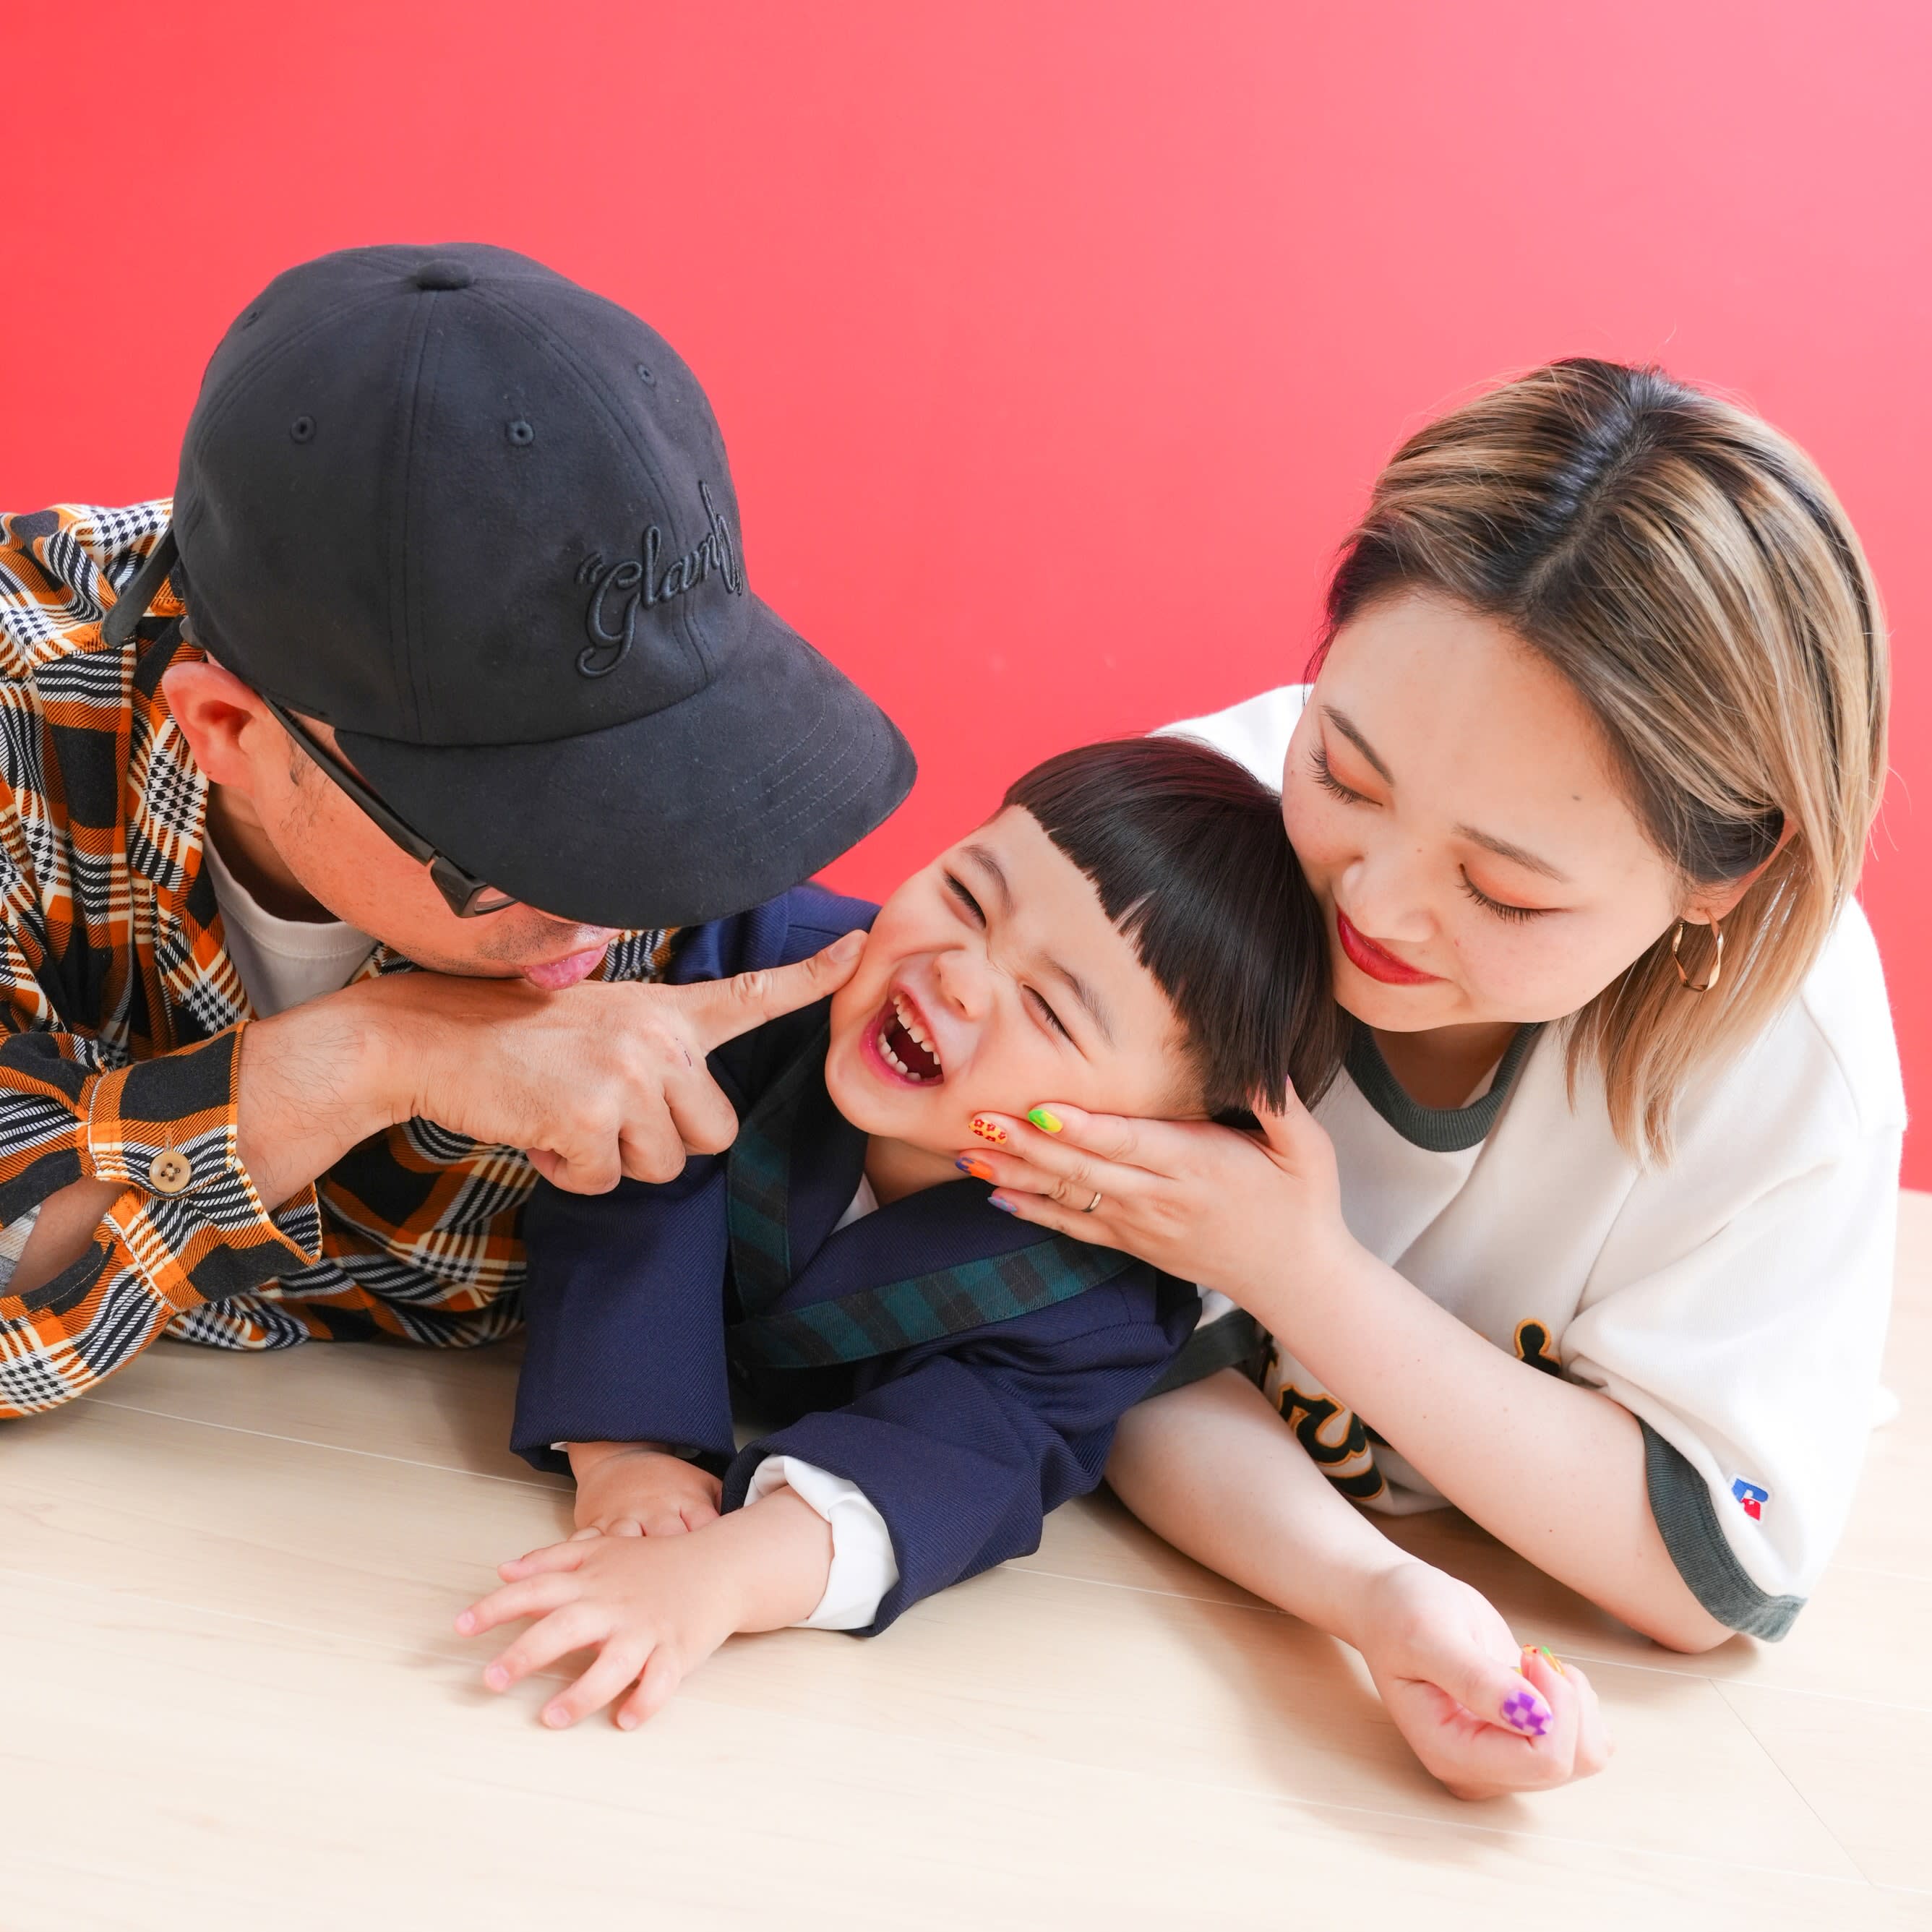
left=79, top=1026, right=322, bottom=1306
left=744, top=1454, right=900, bottom=1631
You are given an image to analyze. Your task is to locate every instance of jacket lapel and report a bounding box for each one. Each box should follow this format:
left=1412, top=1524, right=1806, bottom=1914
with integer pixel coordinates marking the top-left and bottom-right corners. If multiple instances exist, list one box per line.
left=726, top=1032, right=1141, bottom=1370
left=726, top=1020, right=862, bottom=1316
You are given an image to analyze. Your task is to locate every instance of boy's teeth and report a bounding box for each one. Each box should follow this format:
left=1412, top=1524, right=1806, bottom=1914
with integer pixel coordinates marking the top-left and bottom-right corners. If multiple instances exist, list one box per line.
left=888, top=992, right=943, bottom=1070
left=876, top=1024, right=927, bottom=1081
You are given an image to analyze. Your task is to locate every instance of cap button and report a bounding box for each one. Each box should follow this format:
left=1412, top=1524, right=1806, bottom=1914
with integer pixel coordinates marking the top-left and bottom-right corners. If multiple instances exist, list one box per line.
left=413, top=258, right=473, bottom=291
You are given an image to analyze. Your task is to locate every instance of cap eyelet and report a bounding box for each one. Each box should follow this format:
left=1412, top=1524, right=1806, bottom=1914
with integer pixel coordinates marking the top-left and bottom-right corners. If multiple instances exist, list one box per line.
left=289, top=415, right=316, bottom=444
left=242, top=307, right=262, bottom=329
left=507, top=419, right=536, bottom=446
left=634, top=363, right=656, bottom=387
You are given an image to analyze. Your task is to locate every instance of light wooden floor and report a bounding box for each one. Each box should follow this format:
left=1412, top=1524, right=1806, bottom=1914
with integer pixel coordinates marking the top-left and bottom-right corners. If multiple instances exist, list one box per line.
left=8, top=1195, right=1929, bottom=1932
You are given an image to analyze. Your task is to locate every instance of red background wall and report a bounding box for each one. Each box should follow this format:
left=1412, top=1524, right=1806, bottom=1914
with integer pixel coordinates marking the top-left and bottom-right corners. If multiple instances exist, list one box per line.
left=4, top=1, right=1925, bottom=1180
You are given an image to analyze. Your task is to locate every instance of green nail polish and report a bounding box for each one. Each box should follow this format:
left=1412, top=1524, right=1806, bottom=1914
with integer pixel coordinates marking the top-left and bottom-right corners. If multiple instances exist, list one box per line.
left=1535, top=1644, right=1566, bottom=1676
left=1028, top=1107, right=1063, bottom=1134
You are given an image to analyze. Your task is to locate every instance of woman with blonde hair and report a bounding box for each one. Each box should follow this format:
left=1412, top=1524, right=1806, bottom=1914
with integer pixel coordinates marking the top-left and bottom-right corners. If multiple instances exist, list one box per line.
left=963, top=360, right=1902, bottom=1798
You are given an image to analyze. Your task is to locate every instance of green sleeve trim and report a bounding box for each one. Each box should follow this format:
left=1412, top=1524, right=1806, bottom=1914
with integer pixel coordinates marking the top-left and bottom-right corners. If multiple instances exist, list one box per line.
left=1641, top=1422, right=1805, bottom=1641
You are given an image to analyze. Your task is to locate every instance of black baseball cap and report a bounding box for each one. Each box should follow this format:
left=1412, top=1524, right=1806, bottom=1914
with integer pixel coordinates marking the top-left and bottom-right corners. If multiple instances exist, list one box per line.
left=118, top=242, right=914, bottom=929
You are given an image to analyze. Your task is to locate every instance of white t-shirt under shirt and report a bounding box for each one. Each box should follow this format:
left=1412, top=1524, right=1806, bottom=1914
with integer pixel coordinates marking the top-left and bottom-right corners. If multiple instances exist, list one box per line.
left=200, top=833, right=377, bottom=1019
left=1166, top=684, right=1907, bottom=1638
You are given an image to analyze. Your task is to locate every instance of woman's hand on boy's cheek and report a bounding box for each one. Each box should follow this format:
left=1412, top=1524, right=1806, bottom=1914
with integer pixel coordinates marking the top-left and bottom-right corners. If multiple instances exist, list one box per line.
left=455, top=1532, right=742, bottom=1731
left=567, top=1442, right=722, bottom=1540
left=956, top=1096, right=1352, bottom=1298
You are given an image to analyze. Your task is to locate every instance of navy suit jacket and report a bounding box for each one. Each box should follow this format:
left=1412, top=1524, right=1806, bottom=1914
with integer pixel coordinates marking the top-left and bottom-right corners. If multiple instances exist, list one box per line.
left=512, top=885, right=1198, bottom=1634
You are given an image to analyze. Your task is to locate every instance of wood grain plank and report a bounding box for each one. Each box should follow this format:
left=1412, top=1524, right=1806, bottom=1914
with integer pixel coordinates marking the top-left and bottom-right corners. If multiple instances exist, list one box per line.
left=6, top=1571, right=1912, bottom=1932
left=0, top=1398, right=1864, bottom=1881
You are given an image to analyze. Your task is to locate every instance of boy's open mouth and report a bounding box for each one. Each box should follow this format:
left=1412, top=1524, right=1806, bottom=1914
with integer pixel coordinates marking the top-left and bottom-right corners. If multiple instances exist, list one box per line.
left=872, top=988, right=945, bottom=1084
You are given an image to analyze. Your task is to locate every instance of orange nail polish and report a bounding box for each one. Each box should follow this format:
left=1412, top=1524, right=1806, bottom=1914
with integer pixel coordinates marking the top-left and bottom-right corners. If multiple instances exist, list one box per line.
left=970, top=1117, right=1007, bottom=1144
left=956, top=1156, right=995, bottom=1181
left=1534, top=1645, right=1566, bottom=1676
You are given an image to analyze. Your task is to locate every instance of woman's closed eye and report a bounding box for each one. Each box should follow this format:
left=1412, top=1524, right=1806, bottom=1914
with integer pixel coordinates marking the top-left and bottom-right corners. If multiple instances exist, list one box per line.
left=1459, top=872, right=1548, bottom=924
left=1308, top=743, right=1372, bottom=805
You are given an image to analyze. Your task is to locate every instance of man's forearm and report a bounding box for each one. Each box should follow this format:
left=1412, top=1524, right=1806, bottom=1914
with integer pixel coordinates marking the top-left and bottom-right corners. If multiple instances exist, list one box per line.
left=231, top=979, right=405, bottom=1209
left=8, top=1178, right=127, bottom=1296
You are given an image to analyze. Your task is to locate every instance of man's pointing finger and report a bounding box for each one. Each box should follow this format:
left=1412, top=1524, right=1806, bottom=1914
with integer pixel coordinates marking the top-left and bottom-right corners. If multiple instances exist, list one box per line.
left=674, top=928, right=867, bottom=1055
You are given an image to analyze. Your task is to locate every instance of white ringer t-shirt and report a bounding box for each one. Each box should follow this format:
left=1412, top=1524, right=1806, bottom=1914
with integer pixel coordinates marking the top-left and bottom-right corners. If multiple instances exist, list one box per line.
left=1165, top=684, right=1907, bottom=1639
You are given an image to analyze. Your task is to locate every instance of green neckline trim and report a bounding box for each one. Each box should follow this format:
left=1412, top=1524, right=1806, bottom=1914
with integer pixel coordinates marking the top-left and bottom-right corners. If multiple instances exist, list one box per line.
left=1344, top=1021, right=1544, bottom=1154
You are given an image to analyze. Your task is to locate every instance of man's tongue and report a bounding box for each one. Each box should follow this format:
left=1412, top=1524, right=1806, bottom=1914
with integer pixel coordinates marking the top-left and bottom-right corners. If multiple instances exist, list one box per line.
left=522, top=945, right=608, bottom=991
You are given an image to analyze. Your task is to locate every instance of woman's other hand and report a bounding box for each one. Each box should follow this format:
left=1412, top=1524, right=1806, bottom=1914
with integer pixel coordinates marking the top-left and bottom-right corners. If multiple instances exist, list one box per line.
left=1354, top=1561, right=1613, bottom=1800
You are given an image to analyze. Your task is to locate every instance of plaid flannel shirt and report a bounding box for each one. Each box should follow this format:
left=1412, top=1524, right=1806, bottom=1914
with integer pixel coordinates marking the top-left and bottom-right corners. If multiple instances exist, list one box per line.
left=0, top=501, right=667, bottom=1417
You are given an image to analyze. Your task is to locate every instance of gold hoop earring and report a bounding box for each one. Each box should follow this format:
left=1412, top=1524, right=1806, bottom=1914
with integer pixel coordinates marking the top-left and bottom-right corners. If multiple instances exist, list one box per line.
left=1671, top=917, right=1724, bottom=994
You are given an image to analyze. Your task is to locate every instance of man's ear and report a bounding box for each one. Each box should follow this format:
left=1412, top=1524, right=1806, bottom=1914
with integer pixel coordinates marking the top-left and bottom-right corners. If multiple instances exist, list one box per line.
left=160, top=658, right=282, bottom=794
left=1681, top=819, right=1798, bottom=926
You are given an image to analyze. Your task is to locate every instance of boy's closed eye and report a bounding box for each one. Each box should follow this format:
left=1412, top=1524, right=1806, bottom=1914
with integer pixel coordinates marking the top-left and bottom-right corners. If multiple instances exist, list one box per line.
left=945, top=859, right=1088, bottom=1051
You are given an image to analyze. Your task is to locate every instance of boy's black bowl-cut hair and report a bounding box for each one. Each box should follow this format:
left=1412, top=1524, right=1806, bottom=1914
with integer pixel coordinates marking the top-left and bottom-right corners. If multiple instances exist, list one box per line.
left=1004, top=737, right=1343, bottom=1125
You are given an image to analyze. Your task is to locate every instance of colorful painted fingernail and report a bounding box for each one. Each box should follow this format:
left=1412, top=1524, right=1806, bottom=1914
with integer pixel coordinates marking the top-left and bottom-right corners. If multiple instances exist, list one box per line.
left=1499, top=1684, right=1552, bottom=1737
left=970, top=1117, right=1008, bottom=1144
left=1534, top=1644, right=1566, bottom=1677
left=956, top=1156, right=995, bottom=1181
left=987, top=1193, right=1018, bottom=1214
left=1027, top=1107, right=1064, bottom=1134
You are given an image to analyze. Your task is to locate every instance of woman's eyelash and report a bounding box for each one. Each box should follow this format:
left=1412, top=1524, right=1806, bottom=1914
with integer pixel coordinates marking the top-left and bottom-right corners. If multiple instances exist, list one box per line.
left=1308, top=744, right=1369, bottom=804
left=944, top=873, right=984, bottom=924
left=1459, top=872, right=1545, bottom=924
left=1306, top=750, right=1546, bottom=924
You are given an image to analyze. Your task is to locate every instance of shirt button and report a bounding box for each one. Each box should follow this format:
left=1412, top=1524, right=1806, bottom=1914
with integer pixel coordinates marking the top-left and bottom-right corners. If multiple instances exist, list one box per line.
left=147, top=1149, right=194, bottom=1195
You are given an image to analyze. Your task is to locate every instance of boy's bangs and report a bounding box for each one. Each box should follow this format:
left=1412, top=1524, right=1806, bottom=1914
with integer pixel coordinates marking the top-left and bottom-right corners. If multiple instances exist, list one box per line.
left=1003, top=738, right=1341, bottom=1119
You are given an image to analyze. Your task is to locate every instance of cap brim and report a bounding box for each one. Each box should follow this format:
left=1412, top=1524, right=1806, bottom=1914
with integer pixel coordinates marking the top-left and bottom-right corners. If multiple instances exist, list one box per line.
left=339, top=598, right=915, bottom=929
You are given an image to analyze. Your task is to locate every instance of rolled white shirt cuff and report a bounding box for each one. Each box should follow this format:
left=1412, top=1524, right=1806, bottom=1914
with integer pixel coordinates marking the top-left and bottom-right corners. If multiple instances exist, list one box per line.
left=744, top=1454, right=900, bottom=1631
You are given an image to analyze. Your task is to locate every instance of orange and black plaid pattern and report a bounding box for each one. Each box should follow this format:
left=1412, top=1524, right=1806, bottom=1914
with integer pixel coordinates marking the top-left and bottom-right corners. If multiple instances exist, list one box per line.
left=0, top=502, right=668, bottom=1416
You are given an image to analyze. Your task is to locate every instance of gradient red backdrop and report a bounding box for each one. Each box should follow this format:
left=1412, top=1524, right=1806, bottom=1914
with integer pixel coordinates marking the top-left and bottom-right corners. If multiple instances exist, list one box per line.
left=4, top=1, right=1925, bottom=1180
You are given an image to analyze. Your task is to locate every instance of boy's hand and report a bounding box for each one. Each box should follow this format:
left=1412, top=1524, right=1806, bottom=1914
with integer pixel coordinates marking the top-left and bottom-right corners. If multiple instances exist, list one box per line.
left=457, top=1487, right=833, bottom=1730
left=566, top=1441, right=723, bottom=1540
left=457, top=1530, right=743, bottom=1730
left=1352, top=1561, right=1613, bottom=1800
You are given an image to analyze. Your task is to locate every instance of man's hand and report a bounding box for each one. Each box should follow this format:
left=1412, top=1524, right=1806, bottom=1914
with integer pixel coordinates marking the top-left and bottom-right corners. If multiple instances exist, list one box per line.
left=392, top=929, right=866, bottom=1193
left=567, top=1441, right=723, bottom=1539
left=234, top=927, right=866, bottom=1208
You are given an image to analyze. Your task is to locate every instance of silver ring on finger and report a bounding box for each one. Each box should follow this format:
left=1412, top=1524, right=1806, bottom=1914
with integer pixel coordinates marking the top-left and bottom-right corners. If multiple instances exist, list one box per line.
left=1081, top=1188, right=1103, bottom=1214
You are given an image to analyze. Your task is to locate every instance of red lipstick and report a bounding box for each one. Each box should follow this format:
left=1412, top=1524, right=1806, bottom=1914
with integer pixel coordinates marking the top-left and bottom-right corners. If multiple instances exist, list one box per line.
left=1335, top=909, right=1441, bottom=987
